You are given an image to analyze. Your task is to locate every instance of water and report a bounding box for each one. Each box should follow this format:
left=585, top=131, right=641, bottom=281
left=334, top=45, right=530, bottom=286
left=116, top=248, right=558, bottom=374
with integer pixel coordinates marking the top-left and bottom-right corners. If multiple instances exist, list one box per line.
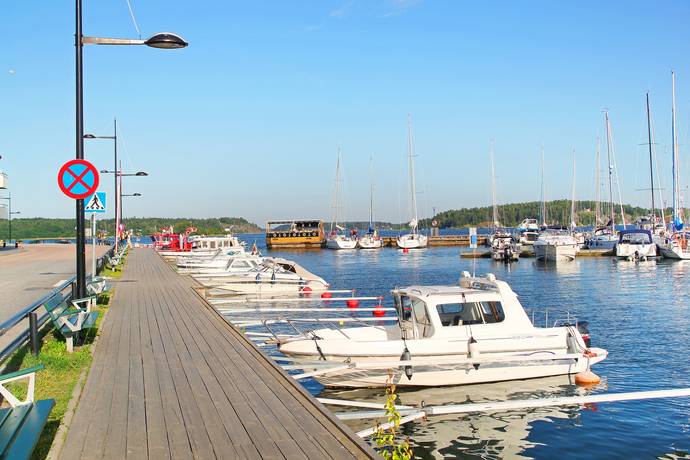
left=231, top=234, right=690, bottom=459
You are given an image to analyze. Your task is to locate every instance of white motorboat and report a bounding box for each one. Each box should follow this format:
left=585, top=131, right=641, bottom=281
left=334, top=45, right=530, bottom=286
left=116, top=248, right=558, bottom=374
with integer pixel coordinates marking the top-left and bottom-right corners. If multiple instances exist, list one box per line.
left=326, top=149, right=357, bottom=250
left=585, top=227, right=617, bottom=250
left=519, top=231, right=540, bottom=246
left=491, top=234, right=521, bottom=262
left=615, top=229, right=656, bottom=261
left=533, top=231, right=578, bottom=262
left=160, top=234, right=245, bottom=259
left=397, top=115, right=427, bottom=249
left=278, top=273, right=606, bottom=387
left=195, top=258, right=329, bottom=295
left=517, top=218, right=539, bottom=232
left=178, top=253, right=263, bottom=274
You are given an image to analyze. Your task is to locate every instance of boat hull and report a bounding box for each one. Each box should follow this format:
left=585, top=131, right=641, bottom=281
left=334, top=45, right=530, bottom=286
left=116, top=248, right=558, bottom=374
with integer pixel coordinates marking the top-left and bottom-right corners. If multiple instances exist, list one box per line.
left=326, top=237, right=358, bottom=249
left=533, top=243, right=577, bottom=262
left=658, top=244, right=690, bottom=260
left=616, top=243, right=656, bottom=260
left=357, top=236, right=383, bottom=249
left=396, top=234, right=428, bottom=249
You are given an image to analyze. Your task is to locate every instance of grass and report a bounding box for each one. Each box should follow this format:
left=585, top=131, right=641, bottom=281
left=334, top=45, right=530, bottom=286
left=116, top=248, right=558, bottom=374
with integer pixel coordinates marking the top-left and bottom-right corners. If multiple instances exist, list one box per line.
left=2, top=252, right=126, bottom=459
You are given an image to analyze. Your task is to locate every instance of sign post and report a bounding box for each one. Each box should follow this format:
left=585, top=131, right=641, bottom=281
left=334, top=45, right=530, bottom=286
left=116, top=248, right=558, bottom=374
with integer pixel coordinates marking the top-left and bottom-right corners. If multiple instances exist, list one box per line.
left=469, top=227, right=477, bottom=249
left=58, top=159, right=100, bottom=296
left=85, top=191, right=107, bottom=278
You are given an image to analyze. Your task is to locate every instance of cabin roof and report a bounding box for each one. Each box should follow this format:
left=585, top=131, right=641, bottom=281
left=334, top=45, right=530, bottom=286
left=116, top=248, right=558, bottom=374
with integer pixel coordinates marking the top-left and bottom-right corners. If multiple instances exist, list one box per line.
left=399, top=284, right=498, bottom=298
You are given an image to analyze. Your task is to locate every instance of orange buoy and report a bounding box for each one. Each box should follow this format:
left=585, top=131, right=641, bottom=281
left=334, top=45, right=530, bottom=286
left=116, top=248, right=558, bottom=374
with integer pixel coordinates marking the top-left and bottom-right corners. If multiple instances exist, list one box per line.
left=403, top=248, right=410, bottom=254
left=346, top=299, right=360, bottom=308
left=575, top=370, right=601, bottom=386
left=321, top=292, right=333, bottom=299
left=372, top=306, right=386, bottom=317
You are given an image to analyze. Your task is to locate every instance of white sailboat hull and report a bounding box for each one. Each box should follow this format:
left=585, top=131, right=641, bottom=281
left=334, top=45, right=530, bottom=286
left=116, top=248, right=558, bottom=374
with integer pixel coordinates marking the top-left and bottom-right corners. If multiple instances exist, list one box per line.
left=326, top=236, right=358, bottom=249
left=357, top=235, right=383, bottom=249
left=396, top=234, right=428, bottom=249
left=658, top=244, right=690, bottom=260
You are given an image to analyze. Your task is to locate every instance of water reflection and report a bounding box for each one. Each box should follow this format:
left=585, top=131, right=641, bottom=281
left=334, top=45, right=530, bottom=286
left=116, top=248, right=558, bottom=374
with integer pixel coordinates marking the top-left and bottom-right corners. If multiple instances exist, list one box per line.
left=323, top=376, right=599, bottom=459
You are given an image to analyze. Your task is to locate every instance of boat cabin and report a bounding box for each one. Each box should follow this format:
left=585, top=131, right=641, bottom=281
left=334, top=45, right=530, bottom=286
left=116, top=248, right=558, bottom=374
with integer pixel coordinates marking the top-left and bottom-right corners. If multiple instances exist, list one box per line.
left=190, top=235, right=242, bottom=251
left=266, top=220, right=325, bottom=248
left=225, top=257, right=261, bottom=271
left=618, top=229, right=653, bottom=245
left=392, top=273, right=533, bottom=340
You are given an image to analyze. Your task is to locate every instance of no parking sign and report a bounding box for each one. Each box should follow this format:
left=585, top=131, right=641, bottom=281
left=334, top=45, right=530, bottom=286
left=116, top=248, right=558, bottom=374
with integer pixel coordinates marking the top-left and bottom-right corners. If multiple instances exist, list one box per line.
left=57, top=159, right=100, bottom=199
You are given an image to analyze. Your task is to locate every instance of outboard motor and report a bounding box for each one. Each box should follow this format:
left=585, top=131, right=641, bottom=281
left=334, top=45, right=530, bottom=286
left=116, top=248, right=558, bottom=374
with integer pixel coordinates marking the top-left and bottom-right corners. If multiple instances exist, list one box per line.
left=577, top=321, right=591, bottom=347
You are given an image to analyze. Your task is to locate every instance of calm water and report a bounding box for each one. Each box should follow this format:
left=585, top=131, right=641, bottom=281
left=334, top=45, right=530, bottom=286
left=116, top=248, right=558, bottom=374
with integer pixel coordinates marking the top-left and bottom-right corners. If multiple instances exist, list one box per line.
left=231, top=234, right=690, bottom=459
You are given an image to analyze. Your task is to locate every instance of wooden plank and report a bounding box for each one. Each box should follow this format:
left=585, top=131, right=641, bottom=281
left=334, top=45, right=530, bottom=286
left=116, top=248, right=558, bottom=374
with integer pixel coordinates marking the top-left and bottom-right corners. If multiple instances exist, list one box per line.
left=125, top=271, right=148, bottom=458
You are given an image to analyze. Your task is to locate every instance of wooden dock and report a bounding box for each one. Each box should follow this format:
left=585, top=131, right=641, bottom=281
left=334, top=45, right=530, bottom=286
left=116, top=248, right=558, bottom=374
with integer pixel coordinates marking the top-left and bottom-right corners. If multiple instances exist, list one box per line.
left=381, top=235, right=488, bottom=247
left=59, top=248, right=375, bottom=459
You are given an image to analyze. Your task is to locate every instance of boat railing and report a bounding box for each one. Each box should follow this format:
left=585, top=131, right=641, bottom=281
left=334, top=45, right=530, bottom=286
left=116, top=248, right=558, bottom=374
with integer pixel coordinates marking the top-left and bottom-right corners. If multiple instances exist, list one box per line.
left=526, top=308, right=579, bottom=329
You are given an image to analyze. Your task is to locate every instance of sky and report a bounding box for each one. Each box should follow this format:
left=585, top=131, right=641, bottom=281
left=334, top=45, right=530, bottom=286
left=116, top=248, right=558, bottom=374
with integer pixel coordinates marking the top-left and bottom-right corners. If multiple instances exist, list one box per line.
left=2, top=0, right=690, bottom=225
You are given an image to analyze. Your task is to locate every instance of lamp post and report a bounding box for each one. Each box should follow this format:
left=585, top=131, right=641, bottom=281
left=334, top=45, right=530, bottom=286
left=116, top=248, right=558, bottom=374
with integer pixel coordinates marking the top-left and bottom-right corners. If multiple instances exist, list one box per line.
left=100, top=170, right=147, bottom=245
left=0, top=193, right=19, bottom=244
left=84, top=119, right=117, bottom=250
left=74, top=0, right=186, bottom=297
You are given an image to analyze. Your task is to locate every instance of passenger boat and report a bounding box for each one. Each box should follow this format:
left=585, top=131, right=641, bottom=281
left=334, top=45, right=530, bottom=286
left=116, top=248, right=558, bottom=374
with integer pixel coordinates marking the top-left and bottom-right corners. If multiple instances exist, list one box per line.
left=615, top=229, right=656, bottom=261
left=533, top=231, right=578, bottom=262
left=278, top=273, right=606, bottom=387
left=397, top=114, right=428, bottom=249
left=491, top=234, right=521, bottom=262
left=265, top=220, right=325, bottom=249
left=195, top=258, right=329, bottom=295
left=159, top=234, right=245, bottom=258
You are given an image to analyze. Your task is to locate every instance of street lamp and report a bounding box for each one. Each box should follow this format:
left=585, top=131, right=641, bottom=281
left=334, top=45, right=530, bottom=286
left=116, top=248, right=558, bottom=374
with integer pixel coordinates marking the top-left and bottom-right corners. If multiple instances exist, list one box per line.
left=100, top=170, right=147, bottom=244
left=74, top=0, right=186, bottom=297
left=0, top=193, right=19, bottom=244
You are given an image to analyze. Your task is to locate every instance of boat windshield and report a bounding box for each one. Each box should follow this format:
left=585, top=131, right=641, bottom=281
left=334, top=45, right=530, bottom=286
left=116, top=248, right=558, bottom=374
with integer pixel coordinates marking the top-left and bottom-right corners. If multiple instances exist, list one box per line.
left=436, top=301, right=505, bottom=326
left=396, top=295, right=433, bottom=338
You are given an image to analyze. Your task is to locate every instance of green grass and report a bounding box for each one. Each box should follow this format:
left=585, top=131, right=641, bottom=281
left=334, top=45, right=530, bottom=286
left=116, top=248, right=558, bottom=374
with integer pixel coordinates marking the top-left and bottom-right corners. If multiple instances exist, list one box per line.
left=2, top=254, right=126, bottom=459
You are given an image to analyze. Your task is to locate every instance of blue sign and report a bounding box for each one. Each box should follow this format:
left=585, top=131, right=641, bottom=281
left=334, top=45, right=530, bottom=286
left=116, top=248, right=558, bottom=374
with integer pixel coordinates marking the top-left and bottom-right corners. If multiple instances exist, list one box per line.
left=84, top=191, right=107, bottom=214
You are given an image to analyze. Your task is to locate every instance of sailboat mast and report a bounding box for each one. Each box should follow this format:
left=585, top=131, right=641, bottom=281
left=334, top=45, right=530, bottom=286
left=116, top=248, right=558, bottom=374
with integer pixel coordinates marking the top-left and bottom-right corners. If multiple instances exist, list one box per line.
left=604, top=111, right=615, bottom=232
left=407, top=114, right=419, bottom=234
left=369, top=155, right=374, bottom=230
left=595, top=137, right=601, bottom=226
left=671, top=71, right=679, bottom=224
left=491, top=141, right=498, bottom=228
left=332, top=148, right=341, bottom=234
left=646, top=92, right=656, bottom=222
left=570, top=149, right=576, bottom=229
left=540, top=144, right=546, bottom=227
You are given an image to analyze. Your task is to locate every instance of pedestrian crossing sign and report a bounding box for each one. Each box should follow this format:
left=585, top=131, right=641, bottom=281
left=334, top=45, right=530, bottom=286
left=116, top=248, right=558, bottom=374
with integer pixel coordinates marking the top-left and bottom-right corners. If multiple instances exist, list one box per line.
left=84, top=191, right=107, bottom=213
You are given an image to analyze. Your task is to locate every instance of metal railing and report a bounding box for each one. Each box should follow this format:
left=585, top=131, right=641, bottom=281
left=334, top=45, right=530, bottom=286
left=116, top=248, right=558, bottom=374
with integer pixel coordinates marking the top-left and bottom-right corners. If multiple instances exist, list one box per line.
left=0, top=245, right=115, bottom=364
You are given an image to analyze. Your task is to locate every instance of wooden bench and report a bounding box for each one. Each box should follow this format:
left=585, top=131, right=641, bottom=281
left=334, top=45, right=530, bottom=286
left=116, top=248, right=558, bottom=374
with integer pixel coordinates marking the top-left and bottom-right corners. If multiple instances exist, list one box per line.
left=86, top=276, right=111, bottom=296
left=43, top=294, right=99, bottom=353
left=0, top=364, right=54, bottom=460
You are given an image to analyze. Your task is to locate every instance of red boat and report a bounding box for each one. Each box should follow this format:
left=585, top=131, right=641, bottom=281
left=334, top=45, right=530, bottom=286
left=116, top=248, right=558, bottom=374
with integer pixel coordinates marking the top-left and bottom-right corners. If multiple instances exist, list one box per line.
left=150, top=226, right=196, bottom=252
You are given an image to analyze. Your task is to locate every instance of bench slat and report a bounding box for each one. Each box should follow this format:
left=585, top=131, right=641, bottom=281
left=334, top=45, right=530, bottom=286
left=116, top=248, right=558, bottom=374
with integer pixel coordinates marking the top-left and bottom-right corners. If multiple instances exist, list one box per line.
left=2, top=400, right=55, bottom=460
left=0, top=404, right=31, bottom=456
left=0, top=365, right=45, bottom=382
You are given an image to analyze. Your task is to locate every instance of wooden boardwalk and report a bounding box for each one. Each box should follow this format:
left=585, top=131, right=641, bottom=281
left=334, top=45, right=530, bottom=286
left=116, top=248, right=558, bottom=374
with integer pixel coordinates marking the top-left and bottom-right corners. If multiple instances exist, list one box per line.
left=59, top=248, right=375, bottom=459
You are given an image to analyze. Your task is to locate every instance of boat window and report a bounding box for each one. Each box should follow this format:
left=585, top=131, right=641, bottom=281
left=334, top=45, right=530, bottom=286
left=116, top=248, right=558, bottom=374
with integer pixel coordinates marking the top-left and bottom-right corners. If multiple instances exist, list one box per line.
left=412, top=298, right=433, bottom=338
left=396, top=295, right=413, bottom=321
left=233, top=261, right=250, bottom=268
left=435, top=303, right=465, bottom=326
left=478, top=301, right=505, bottom=324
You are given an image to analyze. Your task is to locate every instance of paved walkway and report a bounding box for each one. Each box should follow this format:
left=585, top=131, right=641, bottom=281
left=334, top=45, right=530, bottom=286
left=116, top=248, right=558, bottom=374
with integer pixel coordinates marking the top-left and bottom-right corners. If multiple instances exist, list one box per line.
left=59, top=248, right=375, bottom=459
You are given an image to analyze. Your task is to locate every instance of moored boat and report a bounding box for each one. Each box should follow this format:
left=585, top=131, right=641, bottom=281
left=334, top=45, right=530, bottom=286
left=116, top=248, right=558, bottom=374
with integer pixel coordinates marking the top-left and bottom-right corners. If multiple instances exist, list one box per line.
left=615, top=229, right=656, bottom=261
left=397, top=114, right=427, bottom=249
left=278, top=273, right=606, bottom=387
left=533, top=231, right=578, bottom=262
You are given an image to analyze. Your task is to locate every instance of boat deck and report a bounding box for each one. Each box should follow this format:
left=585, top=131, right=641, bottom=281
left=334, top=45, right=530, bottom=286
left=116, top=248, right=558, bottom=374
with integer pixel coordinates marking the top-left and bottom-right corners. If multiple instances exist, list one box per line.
left=59, top=248, right=375, bottom=459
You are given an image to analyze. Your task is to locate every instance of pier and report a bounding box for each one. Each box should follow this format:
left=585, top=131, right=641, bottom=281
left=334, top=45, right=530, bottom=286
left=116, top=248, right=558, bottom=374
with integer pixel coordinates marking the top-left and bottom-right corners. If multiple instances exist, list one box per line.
left=59, top=248, right=375, bottom=459
left=381, top=235, right=489, bottom=247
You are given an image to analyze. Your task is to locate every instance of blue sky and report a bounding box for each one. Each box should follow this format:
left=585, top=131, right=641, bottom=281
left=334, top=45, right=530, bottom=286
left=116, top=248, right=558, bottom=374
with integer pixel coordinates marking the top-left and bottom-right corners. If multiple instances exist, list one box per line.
left=2, top=1, right=690, bottom=225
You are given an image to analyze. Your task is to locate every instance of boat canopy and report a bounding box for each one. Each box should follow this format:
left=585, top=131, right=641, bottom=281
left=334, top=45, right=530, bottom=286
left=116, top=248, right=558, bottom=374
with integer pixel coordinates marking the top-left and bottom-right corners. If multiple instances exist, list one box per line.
left=618, top=229, right=652, bottom=244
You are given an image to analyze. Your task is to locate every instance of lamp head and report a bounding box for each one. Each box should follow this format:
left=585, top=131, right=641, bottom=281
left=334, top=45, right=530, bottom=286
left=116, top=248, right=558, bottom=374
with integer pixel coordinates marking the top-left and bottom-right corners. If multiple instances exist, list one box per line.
left=144, top=33, right=188, bottom=49
left=135, top=171, right=148, bottom=176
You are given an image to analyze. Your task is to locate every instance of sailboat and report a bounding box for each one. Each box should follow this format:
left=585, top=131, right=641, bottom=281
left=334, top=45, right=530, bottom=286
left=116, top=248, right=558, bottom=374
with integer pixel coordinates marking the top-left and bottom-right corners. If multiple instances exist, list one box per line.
left=397, top=114, right=428, bottom=249
left=585, top=112, right=623, bottom=250
left=326, top=149, right=357, bottom=250
left=358, top=156, right=383, bottom=249
left=658, top=71, right=690, bottom=260
left=488, top=142, right=521, bottom=261
left=533, top=148, right=579, bottom=262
